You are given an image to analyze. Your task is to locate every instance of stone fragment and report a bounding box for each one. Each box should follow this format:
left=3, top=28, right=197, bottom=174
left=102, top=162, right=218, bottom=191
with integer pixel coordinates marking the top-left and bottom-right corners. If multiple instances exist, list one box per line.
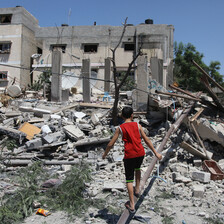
left=0, top=125, right=26, bottom=140
left=172, top=172, right=191, bottom=183
left=61, top=165, right=72, bottom=172
left=170, top=163, right=188, bottom=175
left=192, top=185, right=204, bottom=198
left=89, top=127, right=103, bottom=137
left=41, top=125, right=52, bottom=134
left=63, top=125, right=85, bottom=141
left=41, top=179, right=62, bottom=188
left=103, top=181, right=125, bottom=191
left=191, top=171, right=211, bottom=183
left=25, top=138, right=42, bottom=150
left=7, top=85, right=21, bottom=97
left=42, top=134, right=54, bottom=144
left=91, top=113, right=99, bottom=126
left=193, top=158, right=202, bottom=167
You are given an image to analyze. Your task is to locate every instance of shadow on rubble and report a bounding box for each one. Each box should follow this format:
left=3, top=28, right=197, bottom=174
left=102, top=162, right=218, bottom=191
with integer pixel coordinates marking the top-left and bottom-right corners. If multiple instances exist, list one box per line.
left=125, top=177, right=157, bottom=223
left=94, top=208, right=120, bottom=224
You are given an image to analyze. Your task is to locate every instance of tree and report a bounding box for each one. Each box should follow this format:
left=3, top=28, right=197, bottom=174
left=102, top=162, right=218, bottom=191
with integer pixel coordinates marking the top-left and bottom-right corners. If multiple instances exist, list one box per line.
left=110, top=18, right=142, bottom=125
left=173, top=41, right=224, bottom=91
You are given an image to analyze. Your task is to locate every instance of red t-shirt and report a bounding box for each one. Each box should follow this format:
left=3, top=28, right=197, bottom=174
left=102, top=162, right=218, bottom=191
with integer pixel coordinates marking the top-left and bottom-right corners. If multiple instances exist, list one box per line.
left=119, top=122, right=145, bottom=159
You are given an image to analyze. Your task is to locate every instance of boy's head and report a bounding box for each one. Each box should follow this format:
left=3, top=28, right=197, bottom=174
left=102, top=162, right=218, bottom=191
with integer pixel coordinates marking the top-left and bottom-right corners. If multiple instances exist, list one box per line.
left=122, top=106, right=133, bottom=119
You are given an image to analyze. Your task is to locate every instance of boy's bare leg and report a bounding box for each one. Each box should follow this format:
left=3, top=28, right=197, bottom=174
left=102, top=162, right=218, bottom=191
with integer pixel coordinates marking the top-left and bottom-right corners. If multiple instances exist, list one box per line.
left=126, top=182, right=135, bottom=210
left=135, top=170, right=141, bottom=194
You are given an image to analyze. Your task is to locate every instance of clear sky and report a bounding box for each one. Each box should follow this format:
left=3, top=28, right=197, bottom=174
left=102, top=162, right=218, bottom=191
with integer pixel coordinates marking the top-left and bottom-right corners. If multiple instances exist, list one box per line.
left=1, top=0, right=224, bottom=75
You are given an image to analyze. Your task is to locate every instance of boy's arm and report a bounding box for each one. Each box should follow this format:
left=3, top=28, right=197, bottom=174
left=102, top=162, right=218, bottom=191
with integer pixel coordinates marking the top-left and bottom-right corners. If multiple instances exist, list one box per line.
left=139, top=125, right=162, bottom=160
left=102, top=127, right=120, bottom=159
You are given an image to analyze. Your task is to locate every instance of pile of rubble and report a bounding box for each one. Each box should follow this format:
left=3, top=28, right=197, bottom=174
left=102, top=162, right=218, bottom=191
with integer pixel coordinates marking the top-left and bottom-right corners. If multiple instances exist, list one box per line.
left=0, top=86, right=224, bottom=224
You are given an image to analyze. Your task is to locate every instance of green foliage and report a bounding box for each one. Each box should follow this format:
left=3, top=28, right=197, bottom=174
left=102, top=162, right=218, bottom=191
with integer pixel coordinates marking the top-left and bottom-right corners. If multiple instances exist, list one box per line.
left=2, top=138, right=18, bottom=151
left=204, top=217, right=224, bottom=224
left=173, top=41, right=224, bottom=92
left=155, top=191, right=175, bottom=200
left=0, top=162, right=47, bottom=224
left=0, top=161, right=95, bottom=224
left=43, top=162, right=93, bottom=216
left=118, top=72, right=136, bottom=91
left=162, top=216, right=174, bottom=224
left=29, top=69, right=51, bottom=91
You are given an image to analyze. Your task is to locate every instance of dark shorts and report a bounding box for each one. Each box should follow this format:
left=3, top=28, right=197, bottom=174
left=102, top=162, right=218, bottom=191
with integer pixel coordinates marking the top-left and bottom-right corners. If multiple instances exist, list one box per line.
left=123, top=156, right=144, bottom=182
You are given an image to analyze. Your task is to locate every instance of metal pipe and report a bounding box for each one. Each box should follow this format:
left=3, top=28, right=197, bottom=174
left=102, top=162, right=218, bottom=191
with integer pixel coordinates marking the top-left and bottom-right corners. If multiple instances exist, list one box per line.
left=155, top=90, right=201, bottom=102
left=169, top=84, right=198, bottom=99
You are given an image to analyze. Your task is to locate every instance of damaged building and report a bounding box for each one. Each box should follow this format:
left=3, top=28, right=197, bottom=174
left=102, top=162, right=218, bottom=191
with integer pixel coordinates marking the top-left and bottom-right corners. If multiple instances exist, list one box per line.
left=0, top=5, right=224, bottom=224
left=0, top=6, right=174, bottom=95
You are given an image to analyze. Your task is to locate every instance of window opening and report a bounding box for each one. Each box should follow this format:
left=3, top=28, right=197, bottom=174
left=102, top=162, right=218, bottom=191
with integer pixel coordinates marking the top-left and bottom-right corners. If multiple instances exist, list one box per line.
left=124, top=43, right=135, bottom=51
left=0, top=71, right=7, bottom=79
left=83, top=44, right=98, bottom=53
left=37, top=47, right=43, bottom=54
left=0, top=14, right=12, bottom=24
left=50, top=44, right=66, bottom=53
left=0, top=42, right=11, bottom=53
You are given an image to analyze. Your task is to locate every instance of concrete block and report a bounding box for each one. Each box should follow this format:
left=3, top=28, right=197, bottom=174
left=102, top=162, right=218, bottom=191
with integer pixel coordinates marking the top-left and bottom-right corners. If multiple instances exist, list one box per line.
left=103, top=181, right=125, bottom=191
left=193, top=158, right=202, bottom=167
left=170, top=163, right=188, bottom=175
left=42, top=134, right=54, bottom=144
left=172, top=172, right=191, bottom=183
left=41, top=125, right=52, bottom=134
left=3, top=118, right=14, bottom=127
left=48, top=131, right=65, bottom=141
left=89, top=128, right=103, bottom=137
left=63, top=125, right=85, bottom=141
left=192, top=185, right=204, bottom=198
left=50, top=114, right=61, bottom=120
left=91, top=113, right=99, bottom=125
left=61, top=165, right=72, bottom=172
left=25, top=138, right=42, bottom=150
left=191, top=171, right=211, bottom=183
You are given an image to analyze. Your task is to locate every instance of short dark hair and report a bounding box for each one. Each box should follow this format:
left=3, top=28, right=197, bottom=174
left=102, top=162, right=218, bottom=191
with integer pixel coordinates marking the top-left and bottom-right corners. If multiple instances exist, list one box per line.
left=122, top=106, right=133, bottom=119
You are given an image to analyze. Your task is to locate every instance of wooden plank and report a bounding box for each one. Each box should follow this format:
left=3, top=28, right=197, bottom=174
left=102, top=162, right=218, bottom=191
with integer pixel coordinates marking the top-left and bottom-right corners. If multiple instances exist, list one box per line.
left=117, top=91, right=202, bottom=224
left=189, top=108, right=204, bottom=122
left=79, top=102, right=112, bottom=109
left=180, top=141, right=207, bottom=159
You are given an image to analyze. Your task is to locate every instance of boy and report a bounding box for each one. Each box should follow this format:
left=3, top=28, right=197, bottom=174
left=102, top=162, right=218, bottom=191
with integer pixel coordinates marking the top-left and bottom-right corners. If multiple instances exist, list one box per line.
left=102, top=106, right=162, bottom=213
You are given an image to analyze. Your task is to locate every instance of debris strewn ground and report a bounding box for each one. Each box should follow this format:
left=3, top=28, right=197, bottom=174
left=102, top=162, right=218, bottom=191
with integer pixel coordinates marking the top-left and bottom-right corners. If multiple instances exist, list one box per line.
left=0, top=88, right=224, bottom=224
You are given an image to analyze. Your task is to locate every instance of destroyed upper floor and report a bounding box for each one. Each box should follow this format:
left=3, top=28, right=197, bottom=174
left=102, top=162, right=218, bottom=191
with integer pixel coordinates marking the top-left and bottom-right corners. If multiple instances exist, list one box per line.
left=0, top=6, right=174, bottom=90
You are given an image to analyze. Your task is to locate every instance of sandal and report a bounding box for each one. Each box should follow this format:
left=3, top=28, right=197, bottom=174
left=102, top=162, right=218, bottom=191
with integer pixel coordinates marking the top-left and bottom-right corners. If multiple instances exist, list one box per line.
left=125, top=201, right=135, bottom=214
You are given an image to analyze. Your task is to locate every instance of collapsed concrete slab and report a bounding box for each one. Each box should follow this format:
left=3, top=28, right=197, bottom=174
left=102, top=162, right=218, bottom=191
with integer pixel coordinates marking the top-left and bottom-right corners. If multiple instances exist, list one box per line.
left=0, top=125, right=26, bottom=141
left=192, top=118, right=224, bottom=147
left=63, top=125, right=85, bottom=141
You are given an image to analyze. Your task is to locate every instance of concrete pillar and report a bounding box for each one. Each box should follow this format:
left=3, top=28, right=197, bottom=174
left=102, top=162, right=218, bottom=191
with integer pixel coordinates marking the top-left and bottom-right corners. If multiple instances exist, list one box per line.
left=104, top=58, right=111, bottom=92
left=135, top=55, right=149, bottom=110
left=82, top=59, right=91, bottom=102
left=51, top=50, right=62, bottom=102
left=167, top=59, right=173, bottom=89
left=150, top=57, right=163, bottom=86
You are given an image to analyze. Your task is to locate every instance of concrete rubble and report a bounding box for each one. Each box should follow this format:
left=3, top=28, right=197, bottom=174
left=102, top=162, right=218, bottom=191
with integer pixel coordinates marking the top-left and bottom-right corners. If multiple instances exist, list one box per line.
left=0, top=89, right=224, bottom=224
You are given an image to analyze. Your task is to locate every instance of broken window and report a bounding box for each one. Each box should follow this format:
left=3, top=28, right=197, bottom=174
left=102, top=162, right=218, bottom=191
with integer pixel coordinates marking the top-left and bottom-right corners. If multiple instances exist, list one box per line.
left=0, top=42, right=11, bottom=54
left=0, top=14, right=12, bottom=24
left=50, top=44, right=66, bottom=53
left=37, top=47, right=43, bottom=54
left=83, top=44, right=98, bottom=53
left=124, top=43, right=135, bottom=51
left=0, top=71, right=7, bottom=80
